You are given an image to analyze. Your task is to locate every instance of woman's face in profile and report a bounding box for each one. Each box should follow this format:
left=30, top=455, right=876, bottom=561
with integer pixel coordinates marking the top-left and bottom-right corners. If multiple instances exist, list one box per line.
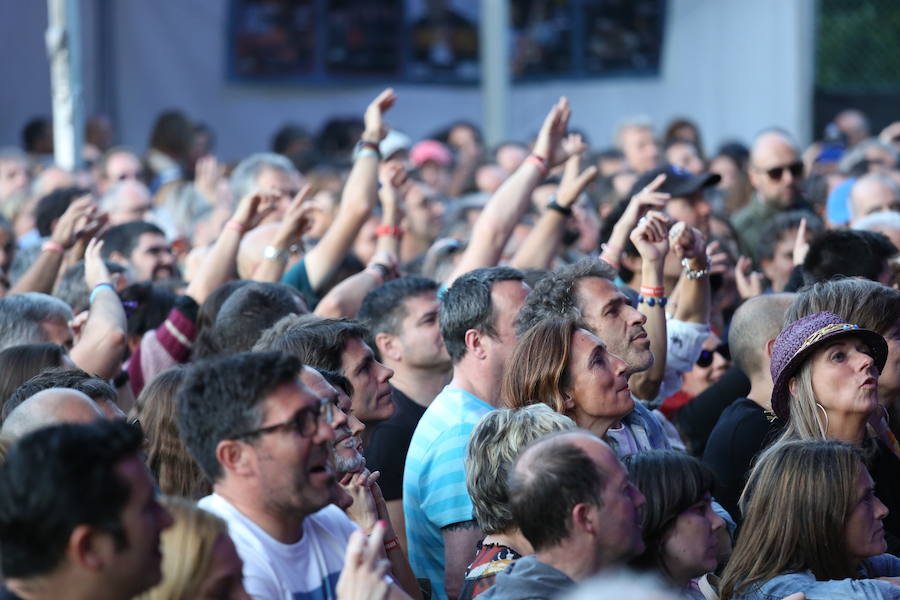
left=565, top=328, right=632, bottom=422
left=806, top=335, right=880, bottom=419
left=844, top=466, right=888, bottom=564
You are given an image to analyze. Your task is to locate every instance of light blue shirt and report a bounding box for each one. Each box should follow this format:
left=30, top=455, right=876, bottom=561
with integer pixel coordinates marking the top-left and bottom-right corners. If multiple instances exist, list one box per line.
left=403, top=386, right=494, bottom=599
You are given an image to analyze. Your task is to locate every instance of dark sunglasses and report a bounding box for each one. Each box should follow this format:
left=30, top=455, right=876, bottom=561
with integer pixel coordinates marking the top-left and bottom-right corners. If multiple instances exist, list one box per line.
left=696, top=344, right=730, bottom=368
left=765, top=161, right=803, bottom=181
left=233, top=398, right=334, bottom=440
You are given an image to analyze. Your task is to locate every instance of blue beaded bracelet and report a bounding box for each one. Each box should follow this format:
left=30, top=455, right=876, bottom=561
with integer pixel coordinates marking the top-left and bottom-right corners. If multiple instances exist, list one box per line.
left=637, top=294, right=668, bottom=307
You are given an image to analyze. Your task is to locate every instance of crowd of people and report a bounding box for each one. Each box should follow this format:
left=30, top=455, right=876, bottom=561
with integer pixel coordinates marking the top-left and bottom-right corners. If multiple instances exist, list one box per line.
left=0, top=86, right=899, bottom=600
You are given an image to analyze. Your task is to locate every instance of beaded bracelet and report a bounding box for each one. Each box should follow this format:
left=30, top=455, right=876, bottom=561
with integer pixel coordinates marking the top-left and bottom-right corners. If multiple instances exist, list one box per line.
left=637, top=294, right=668, bottom=307
left=681, top=257, right=710, bottom=280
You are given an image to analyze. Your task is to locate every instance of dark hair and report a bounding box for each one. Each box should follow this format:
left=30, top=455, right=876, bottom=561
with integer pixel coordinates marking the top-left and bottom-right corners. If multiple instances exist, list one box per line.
left=624, top=451, right=716, bottom=576
left=4, top=367, right=116, bottom=420
left=210, top=282, right=307, bottom=356
left=803, top=229, right=898, bottom=284
left=0, top=344, right=66, bottom=412
left=757, top=210, right=823, bottom=262
left=35, top=187, right=90, bottom=237
left=55, top=260, right=127, bottom=314
left=101, top=221, right=166, bottom=260
left=439, top=266, right=524, bottom=363
left=22, top=117, right=51, bottom=153
left=0, top=420, right=143, bottom=577
left=148, top=110, right=192, bottom=163
left=119, top=282, right=178, bottom=339
left=508, top=433, right=608, bottom=551
left=319, top=368, right=354, bottom=399
left=358, top=276, right=438, bottom=357
left=191, top=280, right=250, bottom=360
left=516, top=258, right=617, bottom=336
left=272, top=123, right=311, bottom=155
left=176, top=352, right=301, bottom=481
left=134, top=367, right=209, bottom=499
left=253, top=314, right=368, bottom=372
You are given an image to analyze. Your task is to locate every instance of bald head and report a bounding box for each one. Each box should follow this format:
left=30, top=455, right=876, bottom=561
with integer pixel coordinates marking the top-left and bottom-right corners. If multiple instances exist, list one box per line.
left=850, top=174, right=900, bottom=224
left=728, top=293, right=795, bottom=379
left=102, top=180, right=153, bottom=225
left=749, top=131, right=801, bottom=207
left=1, top=388, right=102, bottom=439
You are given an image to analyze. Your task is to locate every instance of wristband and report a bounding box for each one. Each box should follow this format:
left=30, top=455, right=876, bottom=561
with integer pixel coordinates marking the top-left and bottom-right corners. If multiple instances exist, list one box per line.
left=376, top=224, right=404, bottom=238
left=526, top=154, right=549, bottom=178
left=354, top=140, right=382, bottom=161
left=546, top=195, right=572, bottom=217
left=637, top=294, right=668, bottom=308
left=681, top=257, right=710, bottom=280
left=383, top=537, right=400, bottom=553
left=365, top=264, right=389, bottom=284
left=599, top=255, right=620, bottom=270
left=639, top=285, right=665, bottom=297
left=225, top=220, right=246, bottom=235
left=89, top=283, right=115, bottom=304
left=41, top=240, right=65, bottom=255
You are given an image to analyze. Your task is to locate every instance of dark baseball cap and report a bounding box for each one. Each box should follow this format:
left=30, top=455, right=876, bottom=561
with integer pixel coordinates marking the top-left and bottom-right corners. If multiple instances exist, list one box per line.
left=629, top=165, right=721, bottom=199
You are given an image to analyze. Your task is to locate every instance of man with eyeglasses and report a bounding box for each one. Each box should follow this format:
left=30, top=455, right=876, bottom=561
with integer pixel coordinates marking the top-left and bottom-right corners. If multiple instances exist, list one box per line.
left=733, top=129, right=810, bottom=253
left=177, top=351, right=391, bottom=600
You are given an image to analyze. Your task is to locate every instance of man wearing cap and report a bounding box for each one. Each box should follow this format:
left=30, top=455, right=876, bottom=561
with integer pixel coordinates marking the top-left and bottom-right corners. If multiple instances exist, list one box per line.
left=733, top=130, right=810, bottom=253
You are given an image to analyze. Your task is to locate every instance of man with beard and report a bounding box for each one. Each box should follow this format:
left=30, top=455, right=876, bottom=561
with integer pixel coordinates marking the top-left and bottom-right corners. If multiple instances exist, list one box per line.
left=101, top=221, right=177, bottom=281
left=358, top=276, right=451, bottom=552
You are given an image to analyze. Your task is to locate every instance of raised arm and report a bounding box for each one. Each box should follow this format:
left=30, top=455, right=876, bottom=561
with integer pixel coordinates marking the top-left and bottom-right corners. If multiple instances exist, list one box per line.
left=304, top=89, right=395, bottom=292
left=599, top=174, right=667, bottom=272
left=447, top=97, right=573, bottom=285
left=671, top=225, right=711, bottom=325
left=510, top=135, right=597, bottom=270
left=69, top=238, right=127, bottom=379
left=252, top=185, right=315, bottom=283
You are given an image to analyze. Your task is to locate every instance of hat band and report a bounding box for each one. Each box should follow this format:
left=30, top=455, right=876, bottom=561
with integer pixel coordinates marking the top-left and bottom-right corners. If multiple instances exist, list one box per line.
left=793, top=323, right=859, bottom=359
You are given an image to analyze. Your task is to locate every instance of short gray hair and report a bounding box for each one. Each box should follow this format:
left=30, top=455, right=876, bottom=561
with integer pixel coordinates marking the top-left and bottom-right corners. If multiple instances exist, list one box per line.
left=614, top=115, right=654, bottom=148
left=229, top=152, right=298, bottom=203
left=839, top=138, right=899, bottom=175
left=0, top=293, right=73, bottom=351
left=466, top=404, right=576, bottom=534
left=853, top=209, right=900, bottom=233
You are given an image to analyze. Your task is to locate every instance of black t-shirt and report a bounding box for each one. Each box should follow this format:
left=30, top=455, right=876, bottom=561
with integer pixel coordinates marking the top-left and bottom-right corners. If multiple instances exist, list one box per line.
left=365, top=386, right=428, bottom=501
left=702, top=397, right=779, bottom=522
left=676, top=366, right=751, bottom=457
left=869, top=440, right=900, bottom=555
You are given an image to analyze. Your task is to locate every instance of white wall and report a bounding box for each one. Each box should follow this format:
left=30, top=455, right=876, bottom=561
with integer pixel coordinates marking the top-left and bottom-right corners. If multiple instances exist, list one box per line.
left=1, top=0, right=815, bottom=163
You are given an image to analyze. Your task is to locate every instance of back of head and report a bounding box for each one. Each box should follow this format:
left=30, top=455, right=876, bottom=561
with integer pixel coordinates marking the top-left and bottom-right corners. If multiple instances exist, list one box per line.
left=101, top=221, right=166, bottom=260
left=2, top=388, right=103, bottom=439
left=191, top=280, right=251, bottom=361
left=786, top=278, right=900, bottom=335
left=35, top=187, right=89, bottom=237
left=727, top=293, right=795, bottom=378
left=439, top=266, right=524, bottom=363
left=516, top=259, right=616, bottom=336
left=0, top=343, right=66, bottom=410
left=508, top=432, right=608, bottom=552
left=136, top=497, right=226, bottom=600
left=211, top=282, right=307, bottom=355
left=466, top=405, right=577, bottom=535
left=136, top=367, right=208, bottom=499
left=623, top=451, right=715, bottom=572
left=253, top=313, right=367, bottom=372
left=0, top=293, right=73, bottom=351
left=719, top=439, right=861, bottom=598
left=358, top=276, right=438, bottom=354
left=176, top=352, right=301, bottom=482
left=119, top=282, right=178, bottom=341
left=0, top=420, right=143, bottom=578
left=230, top=152, right=298, bottom=201
left=803, top=229, right=897, bottom=284
left=4, top=367, right=117, bottom=421
left=149, top=110, right=192, bottom=162
left=502, top=316, right=579, bottom=414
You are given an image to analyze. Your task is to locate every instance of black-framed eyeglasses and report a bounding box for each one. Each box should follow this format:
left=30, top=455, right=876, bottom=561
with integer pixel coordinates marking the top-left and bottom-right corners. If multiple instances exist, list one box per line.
left=764, top=161, right=803, bottom=182
left=233, top=398, right=334, bottom=440
left=696, top=344, right=730, bottom=368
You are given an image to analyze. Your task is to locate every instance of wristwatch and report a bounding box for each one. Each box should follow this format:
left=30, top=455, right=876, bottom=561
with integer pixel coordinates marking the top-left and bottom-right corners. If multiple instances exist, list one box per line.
left=546, top=195, right=573, bottom=216
left=263, top=245, right=288, bottom=262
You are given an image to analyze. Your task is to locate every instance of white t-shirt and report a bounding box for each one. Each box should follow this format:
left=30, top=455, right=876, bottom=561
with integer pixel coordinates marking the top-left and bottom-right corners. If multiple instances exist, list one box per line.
left=199, top=494, right=358, bottom=600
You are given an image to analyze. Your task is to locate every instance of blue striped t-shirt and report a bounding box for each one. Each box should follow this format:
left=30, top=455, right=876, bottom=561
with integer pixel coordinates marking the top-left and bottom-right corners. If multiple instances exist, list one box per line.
left=403, top=386, right=494, bottom=600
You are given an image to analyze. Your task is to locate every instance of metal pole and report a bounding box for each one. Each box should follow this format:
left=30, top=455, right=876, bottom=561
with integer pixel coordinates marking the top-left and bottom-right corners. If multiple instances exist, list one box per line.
left=480, top=0, right=510, bottom=149
left=46, top=0, right=85, bottom=171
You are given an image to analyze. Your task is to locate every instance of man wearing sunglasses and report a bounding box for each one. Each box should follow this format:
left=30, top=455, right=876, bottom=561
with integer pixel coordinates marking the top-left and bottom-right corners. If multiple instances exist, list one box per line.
left=733, top=130, right=809, bottom=252
left=178, top=351, right=371, bottom=600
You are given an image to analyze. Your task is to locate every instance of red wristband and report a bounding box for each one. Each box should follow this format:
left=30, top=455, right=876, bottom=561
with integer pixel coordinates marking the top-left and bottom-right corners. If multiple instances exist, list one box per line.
left=526, top=154, right=549, bottom=178
left=41, top=240, right=65, bottom=255
left=225, top=220, right=246, bottom=235
left=599, top=255, right=619, bottom=270
left=640, top=285, right=665, bottom=297
left=384, top=537, right=400, bottom=552
left=376, top=225, right=403, bottom=238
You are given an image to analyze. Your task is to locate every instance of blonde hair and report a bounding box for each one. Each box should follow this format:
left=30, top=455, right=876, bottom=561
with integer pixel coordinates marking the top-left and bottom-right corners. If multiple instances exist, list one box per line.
left=777, top=361, right=827, bottom=442
left=136, top=497, right=228, bottom=600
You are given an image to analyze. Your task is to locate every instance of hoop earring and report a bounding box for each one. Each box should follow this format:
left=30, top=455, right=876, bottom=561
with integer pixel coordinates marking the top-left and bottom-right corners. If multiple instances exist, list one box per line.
left=815, top=402, right=829, bottom=438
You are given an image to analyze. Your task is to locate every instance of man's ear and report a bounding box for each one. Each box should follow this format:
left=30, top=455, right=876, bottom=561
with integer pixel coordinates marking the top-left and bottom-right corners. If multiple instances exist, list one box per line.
left=464, top=328, right=488, bottom=361
left=765, top=338, right=777, bottom=361
left=69, top=524, right=112, bottom=572
left=571, top=502, right=597, bottom=535
left=375, top=332, right=401, bottom=364
left=216, top=439, right=254, bottom=478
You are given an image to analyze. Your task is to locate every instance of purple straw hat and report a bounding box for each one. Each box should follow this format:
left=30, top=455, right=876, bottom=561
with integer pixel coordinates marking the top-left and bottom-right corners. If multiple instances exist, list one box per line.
left=770, top=311, right=887, bottom=421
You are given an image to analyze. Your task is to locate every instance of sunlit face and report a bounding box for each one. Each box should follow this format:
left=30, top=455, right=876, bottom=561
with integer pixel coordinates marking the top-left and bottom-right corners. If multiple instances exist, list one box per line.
left=661, top=493, right=725, bottom=585
left=340, top=337, right=394, bottom=425
left=844, top=467, right=888, bottom=565
left=761, top=229, right=802, bottom=293
left=620, top=127, right=660, bottom=174
left=404, top=183, right=445, bottom=240
left=566, top=329, right=633, bottom=427
left=665, top=142, right=704, bottom=175
left=666, top=191, right=712, bottom=237
left=481, top=279, right=530, bottom=370
left=805, top=335, right=880, bottom=421
left=681, top=335, right=730, bottom=398
left=299, top=367, right=365, bottom=476
left=395, top=292, right=450, bottom=371
left=749, top=139, right=801, bottom=208
left=575, top=277, right=651, bottom=374
left=709, top=155, right=739, bottom=191
left=130, top=233, right=175, bottom=281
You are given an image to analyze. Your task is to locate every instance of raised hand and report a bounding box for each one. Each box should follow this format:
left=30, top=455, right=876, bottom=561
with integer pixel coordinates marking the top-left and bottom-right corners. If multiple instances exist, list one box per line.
left=620, top=174, right=669, bottom=231
left=336, top=522, right=391, bottom=600
left=273, top=184, right=315, bottom=249
left=83, top=238, right=112, bottom=289
left=51, top=195, right=97, bottom=249
left=556, top=136, right=598, bottom=209
left=630, top=210, right=671, bottom=263
left=669, top=222, right=706, bottom=261
left=231, top=189, right=280, bottom=231
left=793, top=217, right=809, bottom=266
left=363, top=88, right=397, bottom=144
left=532, top=97, right=573, bottom=167
left=735, top=255, right=765, bottom=299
